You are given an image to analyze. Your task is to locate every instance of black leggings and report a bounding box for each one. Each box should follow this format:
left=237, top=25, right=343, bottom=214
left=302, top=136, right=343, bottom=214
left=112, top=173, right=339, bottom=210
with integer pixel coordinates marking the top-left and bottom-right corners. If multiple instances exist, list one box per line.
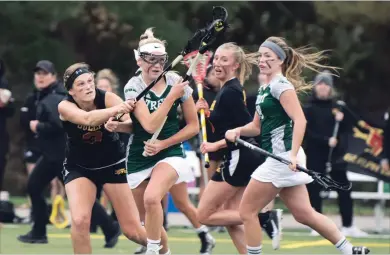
left=28, top=156, right=117, bottom=237
left=306, top=156, right=353, bottom=227
left=0, top=138, right=8, bottom=191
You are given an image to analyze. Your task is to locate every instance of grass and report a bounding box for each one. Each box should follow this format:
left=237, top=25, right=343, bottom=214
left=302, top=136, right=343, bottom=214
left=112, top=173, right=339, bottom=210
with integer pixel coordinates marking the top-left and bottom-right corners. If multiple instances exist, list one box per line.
left=1, top=224, right=389, bottom=254
left=10, top=195, right=390, bottom=217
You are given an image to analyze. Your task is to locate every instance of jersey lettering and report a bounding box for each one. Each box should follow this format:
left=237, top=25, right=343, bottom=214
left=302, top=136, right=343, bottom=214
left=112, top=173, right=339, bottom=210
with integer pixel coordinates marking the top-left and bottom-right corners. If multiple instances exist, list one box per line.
left=145, top=98, right=164, bottom=111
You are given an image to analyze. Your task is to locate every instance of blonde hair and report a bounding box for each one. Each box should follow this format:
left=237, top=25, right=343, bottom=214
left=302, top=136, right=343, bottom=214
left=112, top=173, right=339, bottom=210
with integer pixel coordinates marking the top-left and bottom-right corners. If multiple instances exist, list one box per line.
left=138, top=27, right=166, bottom=48
left=96, top=68, right=119, bottom=94
left=63, top=62, right=92, bottom=89
left=218, top=42, right=258, bottom=85
left=264, top=37, right=340, bottom=92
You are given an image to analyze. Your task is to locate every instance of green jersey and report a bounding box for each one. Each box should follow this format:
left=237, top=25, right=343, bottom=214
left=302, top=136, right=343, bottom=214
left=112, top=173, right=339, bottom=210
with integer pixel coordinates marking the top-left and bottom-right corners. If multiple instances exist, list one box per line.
left=124, top=72, right=193, bottom=173
left=256, top=74, right=294, bottom=154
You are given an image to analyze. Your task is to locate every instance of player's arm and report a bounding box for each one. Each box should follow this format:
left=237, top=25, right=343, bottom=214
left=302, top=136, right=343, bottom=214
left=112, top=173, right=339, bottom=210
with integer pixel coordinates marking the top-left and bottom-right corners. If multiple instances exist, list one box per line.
left=236, top=112, right=262, bottom=137
left=160, top=96, right=199, bottom=149
left=59, top=93, right=132, bottom=127
left=104, top=92, right=133, bottom=133
left=129, top=80, right=188, bottom=134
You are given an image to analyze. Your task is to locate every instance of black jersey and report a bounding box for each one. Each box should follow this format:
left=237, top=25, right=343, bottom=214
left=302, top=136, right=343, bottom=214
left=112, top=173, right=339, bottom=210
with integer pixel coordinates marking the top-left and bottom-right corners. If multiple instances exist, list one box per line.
left=208, top=77, right=258, bottom=153
left=62, top=89, right=126, bottom=169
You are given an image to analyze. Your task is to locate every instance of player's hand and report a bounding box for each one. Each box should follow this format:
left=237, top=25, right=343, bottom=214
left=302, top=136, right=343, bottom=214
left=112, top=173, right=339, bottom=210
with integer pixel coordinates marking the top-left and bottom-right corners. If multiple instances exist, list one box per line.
left=105, top=117, right=118, bottom=132
left=143, top=139, right=167, bottom=156
left=30, top=120, right=39, bottom=133
left=225, top=128, right=240, bottom=143
left=168, top=78, right=188, bottom=100
left=195, top=98, right=209, bottom=112
left=335, top=111, right=344, bottom=122
left=200, top=141, right=219, bottom=154
left=328, top=137, right=338, bottom=148
left=115, top=100, right=135, bottom=115
left=289, top=154, right=298, bottom=171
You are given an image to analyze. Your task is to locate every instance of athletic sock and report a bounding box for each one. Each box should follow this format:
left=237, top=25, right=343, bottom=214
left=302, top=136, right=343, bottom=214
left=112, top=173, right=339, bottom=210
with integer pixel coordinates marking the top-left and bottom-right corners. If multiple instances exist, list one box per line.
left=195, top=225, right=209, bottom=234
left=247, top=245, right=262, bottom=255
left=147, top=238, right=161, bottom=251
left=335, top=237, right=353, bottom=254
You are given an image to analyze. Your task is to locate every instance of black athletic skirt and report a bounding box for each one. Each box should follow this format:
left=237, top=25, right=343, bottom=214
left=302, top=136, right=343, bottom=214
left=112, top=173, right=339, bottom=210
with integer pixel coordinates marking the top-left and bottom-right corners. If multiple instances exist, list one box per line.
left=62, top=160, right=127, bottom=186
left=211, top=146, right=265, bottom=187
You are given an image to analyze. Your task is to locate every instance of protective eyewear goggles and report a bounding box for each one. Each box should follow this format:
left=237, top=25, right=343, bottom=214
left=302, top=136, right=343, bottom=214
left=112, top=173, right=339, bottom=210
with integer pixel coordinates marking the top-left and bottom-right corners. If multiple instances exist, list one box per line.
left=139, top=52, right=168, bottom=66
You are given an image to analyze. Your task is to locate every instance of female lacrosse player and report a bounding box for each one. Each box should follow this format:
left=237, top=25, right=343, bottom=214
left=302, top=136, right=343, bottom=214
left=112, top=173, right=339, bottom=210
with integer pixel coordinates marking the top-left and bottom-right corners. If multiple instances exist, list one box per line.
left=58, top=62, right=185, bottom=254
left=225, top=37, right=370, bottom=255
left=121, top=28, right=215, bottom=255
left=195, top=42, right=282, bottom=253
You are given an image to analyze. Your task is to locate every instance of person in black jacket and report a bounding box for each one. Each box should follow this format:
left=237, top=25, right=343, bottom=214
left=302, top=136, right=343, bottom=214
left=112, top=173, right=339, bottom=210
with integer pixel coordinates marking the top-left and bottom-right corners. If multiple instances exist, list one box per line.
left=303, top=71, right=368, bottom=237
left=17, top=60, right=67, bottom=243
left=18, top=61, right=122, bottom=247
left=20, top=86, right=41, bottom=176
left=381, top=111, right=390, bottom=172
left=0, top=59, right=15, bottom=191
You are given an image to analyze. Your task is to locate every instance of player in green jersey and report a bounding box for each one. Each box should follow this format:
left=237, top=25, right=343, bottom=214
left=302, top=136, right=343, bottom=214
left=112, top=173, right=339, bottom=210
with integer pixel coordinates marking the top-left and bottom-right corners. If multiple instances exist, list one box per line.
left=226, top=37, right=370, bottom=255
left=196, top=43, right=283, bottom=253
left=107, top=28, right=215, bottom=255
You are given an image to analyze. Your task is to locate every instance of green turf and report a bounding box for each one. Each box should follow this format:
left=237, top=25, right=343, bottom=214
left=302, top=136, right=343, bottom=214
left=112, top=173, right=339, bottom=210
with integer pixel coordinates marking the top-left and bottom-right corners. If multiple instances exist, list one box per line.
left=9, top=196, right=390, bottom=217
left=1, top=224, right=389, bottom=254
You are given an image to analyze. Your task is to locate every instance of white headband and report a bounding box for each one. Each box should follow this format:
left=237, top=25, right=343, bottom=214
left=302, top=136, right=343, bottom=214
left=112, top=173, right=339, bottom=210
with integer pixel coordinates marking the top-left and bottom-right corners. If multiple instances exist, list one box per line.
left=134, top=42, right=166, bottom=61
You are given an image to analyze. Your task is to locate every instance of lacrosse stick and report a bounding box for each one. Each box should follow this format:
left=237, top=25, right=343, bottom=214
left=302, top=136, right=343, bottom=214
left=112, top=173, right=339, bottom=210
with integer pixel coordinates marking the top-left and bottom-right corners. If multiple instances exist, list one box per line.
left=326, top=105, right=344, bottom=173
left=115, top=6, right=228, bottom=121
left=235, top=138, right=352, bottom=191
left=142, top=51, right=215, bottom=157
left=183, top=50, right=213, bottom=168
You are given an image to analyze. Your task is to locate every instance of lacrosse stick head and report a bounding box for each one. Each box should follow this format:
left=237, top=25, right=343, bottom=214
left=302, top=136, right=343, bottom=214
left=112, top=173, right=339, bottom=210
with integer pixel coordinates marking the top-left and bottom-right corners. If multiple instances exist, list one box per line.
left=313, top=172, right=352, bottom=191
left=182, top=50, right=213, bottom=84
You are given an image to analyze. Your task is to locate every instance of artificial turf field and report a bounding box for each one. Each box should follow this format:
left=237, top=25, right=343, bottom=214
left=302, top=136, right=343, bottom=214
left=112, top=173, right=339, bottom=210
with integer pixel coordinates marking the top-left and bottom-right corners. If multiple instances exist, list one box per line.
left=1, top=224, right=389, bottom=254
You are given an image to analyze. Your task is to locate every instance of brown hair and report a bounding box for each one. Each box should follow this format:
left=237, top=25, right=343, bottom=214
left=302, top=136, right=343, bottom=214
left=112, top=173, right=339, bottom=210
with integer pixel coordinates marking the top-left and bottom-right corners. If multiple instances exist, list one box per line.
left=218, top=42, right=258, bottom=85
left=96, top=68, right=119, bottom=94
left=63, top=62, right=92, bottom=89
left=138, top=27, right=166, bottom=48
left=264, top=37, right=340, bottom=92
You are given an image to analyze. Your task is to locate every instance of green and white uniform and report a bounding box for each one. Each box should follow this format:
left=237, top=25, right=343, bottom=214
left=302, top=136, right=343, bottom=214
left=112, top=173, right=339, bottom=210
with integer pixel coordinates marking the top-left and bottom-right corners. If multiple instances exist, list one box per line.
left=251, top=74, right=313, bottom=188
left=124, top=72, right=195, bottom=189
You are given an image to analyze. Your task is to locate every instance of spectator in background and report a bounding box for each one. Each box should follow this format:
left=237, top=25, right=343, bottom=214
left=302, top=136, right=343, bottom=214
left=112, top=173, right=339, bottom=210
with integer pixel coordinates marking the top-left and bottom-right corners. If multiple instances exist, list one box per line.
left=303, top=70, right=368, bottom=237
left=20, top=83, right=41, bottom=177
left=17, top=60, right=68, bottom=243
left=20, top=71, right=65, bottom=214
left=381, top=111, right=389, bottom=172
left=0, top=59, right=15, bottom=192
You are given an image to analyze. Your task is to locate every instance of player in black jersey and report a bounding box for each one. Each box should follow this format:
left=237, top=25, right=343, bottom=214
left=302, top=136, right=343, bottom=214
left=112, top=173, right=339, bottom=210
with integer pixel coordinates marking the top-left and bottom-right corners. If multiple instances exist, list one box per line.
left=58, top=63, right=146, bottom=254
left=196, top=43, right=282, bottom=253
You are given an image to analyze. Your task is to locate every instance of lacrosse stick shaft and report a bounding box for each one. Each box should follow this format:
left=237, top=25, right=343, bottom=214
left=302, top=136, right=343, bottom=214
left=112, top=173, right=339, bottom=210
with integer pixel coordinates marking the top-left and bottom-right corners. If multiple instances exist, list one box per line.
left=235, top=138, right=311, bottom=174
left=326, top=120, right=341, bottom=173
left=197, top=83, right=210, bottom=168
left=142, top=116, right=168, bottom=157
